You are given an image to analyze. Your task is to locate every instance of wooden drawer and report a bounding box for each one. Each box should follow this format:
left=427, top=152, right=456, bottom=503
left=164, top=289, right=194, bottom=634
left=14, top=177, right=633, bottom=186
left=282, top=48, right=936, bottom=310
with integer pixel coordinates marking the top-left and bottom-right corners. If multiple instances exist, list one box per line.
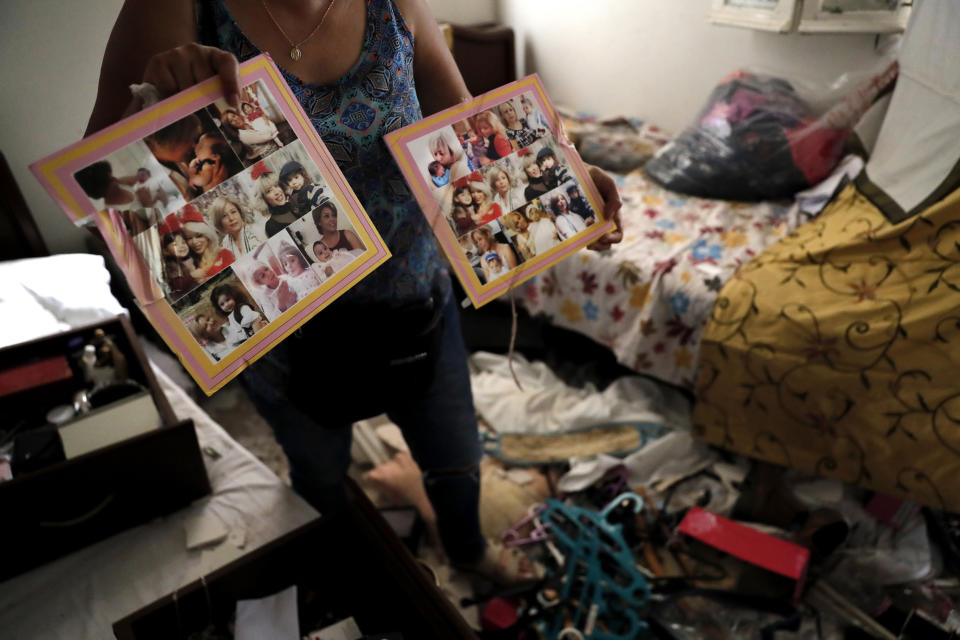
left=0, top=316, right=210, bottom=581
left=114, top=479, right=477, bottom=640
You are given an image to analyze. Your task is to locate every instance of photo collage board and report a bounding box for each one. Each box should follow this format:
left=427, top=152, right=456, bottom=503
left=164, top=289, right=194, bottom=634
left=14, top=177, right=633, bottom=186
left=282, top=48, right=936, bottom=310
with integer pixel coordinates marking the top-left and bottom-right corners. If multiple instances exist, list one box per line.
left=386, top=74, right=614, bottom=308
left=32, top=55, right=390, bottom=394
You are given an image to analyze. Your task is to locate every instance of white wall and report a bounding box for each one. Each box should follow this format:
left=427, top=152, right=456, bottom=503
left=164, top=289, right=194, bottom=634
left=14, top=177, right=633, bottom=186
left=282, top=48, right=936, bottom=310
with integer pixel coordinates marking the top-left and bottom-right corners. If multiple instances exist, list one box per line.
left=0, top=0, right=125, bottom=254
left=500, top=0, right=889, bottom=133
left=428, top=0, right=496, bottom=25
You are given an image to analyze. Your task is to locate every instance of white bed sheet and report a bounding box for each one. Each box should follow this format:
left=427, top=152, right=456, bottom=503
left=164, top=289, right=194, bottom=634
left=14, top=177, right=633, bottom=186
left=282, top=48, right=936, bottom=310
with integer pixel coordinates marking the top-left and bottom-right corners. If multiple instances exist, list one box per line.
left=0, top=366, right=318, bottom=640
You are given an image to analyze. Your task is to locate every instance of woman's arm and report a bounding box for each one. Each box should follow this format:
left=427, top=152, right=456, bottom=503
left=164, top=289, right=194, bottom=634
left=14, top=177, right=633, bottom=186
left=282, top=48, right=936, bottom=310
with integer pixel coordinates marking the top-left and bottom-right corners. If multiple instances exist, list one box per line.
left=396, top=0, right=471, bottom=116
left=499, top=244, right=518, bottom=269
left=86, top=0, right=239, bottom=135
left=343, top=229, right=365, bottom=251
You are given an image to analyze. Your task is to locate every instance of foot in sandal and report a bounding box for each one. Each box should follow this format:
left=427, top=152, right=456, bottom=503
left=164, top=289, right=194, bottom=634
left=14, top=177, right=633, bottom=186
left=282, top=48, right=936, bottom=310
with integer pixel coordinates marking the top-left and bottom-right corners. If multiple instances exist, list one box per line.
left=455, top=539, right=545, bottom=585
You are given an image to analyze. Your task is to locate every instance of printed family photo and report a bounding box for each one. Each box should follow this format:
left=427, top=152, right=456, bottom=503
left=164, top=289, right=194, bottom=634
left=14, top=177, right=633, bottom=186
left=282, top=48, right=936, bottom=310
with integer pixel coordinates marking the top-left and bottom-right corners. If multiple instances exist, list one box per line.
left=144, top=107, right=245, bottom=202
left=267, top=232, right=321, bottom=301
left=73, top=139, right=187, bottom=235
left=239, top=140, right=334, bottom=237
left=233, top=241, right=310, bottom=321
left=173, top=267, right=268, bottom=364
left=287, top=202, right=366, bottom=283
left=158, top=204, right=236, bottom=301
left=386, top=75, right=614, bottom=307
left=207, top=79, right=297, bottom=167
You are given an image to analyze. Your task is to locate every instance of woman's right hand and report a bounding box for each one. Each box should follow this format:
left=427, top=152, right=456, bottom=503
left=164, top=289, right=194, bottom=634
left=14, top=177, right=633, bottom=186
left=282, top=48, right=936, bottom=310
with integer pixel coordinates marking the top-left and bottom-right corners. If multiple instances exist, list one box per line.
left=142, top=43, right=241, bottom=106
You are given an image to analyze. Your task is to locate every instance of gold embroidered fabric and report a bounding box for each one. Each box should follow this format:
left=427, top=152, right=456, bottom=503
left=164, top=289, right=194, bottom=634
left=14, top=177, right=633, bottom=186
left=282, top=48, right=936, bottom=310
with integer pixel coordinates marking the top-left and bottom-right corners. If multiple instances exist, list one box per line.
left=694, top=183, right=960, bottom=511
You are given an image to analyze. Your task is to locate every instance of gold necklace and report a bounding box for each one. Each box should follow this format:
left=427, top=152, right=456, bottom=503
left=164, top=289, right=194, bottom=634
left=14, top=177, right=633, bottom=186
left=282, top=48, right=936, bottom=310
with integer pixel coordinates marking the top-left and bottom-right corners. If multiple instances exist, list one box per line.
left=260, top=0, right=336, bottom=61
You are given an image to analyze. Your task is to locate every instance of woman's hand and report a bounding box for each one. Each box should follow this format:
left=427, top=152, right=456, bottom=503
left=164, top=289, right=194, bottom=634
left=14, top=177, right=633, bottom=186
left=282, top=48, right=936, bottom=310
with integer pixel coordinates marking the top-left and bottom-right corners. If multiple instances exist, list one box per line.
left=585, top=165, right=623, bottom=252
left=143, top=43, right=241, bottom=106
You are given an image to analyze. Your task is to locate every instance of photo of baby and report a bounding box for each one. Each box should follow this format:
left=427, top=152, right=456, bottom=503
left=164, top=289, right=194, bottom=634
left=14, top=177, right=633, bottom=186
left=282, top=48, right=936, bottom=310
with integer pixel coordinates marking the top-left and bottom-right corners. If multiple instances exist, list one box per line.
left=233, top=241, right=309, bottom=321
left=286, top=200, right=366, bottom=283
left=461, top=222, right=524, bottom=285
left=208, top=79, right=297, bottom=167
left=267, top=232, right=320, bottom=300
left=144, top=108, right=245, bottom=201
left=172, top=268, right=267, bottom=363
left=73, top=140, right=187, bottom=236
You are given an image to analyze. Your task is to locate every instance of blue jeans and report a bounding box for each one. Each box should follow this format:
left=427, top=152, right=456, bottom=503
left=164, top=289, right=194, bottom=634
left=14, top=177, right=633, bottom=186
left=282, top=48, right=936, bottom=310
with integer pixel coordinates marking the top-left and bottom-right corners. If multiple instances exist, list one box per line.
left=240, top=294, right=486, bottom=564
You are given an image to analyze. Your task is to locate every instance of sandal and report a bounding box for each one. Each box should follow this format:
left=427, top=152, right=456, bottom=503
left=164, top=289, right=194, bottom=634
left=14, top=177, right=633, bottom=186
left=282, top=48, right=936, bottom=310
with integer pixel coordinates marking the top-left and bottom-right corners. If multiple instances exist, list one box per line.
left=455, top=539, right=545, bottom=586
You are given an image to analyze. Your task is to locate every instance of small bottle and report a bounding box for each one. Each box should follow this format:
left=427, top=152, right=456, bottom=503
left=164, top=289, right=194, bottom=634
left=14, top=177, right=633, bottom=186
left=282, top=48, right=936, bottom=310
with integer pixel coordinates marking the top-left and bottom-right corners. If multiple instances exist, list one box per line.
left=81, top=344, right=97, bottom=381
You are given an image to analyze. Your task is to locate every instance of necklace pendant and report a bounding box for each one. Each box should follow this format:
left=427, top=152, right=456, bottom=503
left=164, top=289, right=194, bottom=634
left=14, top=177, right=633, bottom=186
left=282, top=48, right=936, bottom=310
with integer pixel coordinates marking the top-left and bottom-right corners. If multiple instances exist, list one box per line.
left=290, top=46, right=302, bottom=61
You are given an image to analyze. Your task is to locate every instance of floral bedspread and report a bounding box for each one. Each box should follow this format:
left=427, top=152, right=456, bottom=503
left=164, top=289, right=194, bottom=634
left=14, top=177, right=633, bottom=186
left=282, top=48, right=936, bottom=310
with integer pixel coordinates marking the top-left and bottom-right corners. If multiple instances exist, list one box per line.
left=513, top=170, right=808, bottom=388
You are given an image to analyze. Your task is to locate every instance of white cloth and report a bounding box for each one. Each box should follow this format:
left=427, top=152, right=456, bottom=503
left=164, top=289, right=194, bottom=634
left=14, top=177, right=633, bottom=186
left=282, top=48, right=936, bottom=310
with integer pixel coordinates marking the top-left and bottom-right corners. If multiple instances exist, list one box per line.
left=221, top=224, right=268, bottom=257
left=555, top=212, right=587, bottom=240
left=529, top=218, right=560, bottom=253
left=469, top=351, right=690, bottom=436
left=865, top=0, right=960, bottom=213
left=0, top=367, right=317, bottom=640
left=311, top=249, right=362, bottom=282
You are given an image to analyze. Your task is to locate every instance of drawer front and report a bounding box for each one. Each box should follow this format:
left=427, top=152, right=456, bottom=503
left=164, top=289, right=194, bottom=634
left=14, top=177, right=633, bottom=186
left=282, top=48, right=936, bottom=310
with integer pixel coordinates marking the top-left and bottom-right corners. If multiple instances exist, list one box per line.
left=0, top=419, right=210, bottom=581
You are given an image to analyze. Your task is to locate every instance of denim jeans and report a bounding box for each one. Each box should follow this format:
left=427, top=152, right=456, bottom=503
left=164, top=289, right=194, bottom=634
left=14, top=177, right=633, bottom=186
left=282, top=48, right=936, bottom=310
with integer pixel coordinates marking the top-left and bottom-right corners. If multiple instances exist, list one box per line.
left=240, top=294, right=486, bottom=564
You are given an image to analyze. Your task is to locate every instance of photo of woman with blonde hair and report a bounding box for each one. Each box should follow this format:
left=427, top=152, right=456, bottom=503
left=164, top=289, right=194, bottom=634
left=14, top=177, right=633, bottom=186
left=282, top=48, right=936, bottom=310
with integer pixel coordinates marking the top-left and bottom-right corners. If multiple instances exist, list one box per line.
left=209, top=195, right=266, bottom=256
left=468, top=180, right=503, bottom=227
left=498, top=99, right=537, bottom=150
left=428, top=130, right=471, bottom=183
left=474, top=109, right=513, bottom=164
left=487, top=164, right=526, bottom=213
left=180, top=205, right=235, bottom=283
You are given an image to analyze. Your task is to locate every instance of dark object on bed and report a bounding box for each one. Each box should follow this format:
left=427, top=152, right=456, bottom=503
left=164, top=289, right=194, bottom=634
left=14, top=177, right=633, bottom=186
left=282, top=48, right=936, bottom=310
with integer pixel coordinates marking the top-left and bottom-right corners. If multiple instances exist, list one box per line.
left=645, top=72, right=818, bottom=201
left=451, top=23, right=516, bottom=96
left=0, top=151, right=49, bottom=260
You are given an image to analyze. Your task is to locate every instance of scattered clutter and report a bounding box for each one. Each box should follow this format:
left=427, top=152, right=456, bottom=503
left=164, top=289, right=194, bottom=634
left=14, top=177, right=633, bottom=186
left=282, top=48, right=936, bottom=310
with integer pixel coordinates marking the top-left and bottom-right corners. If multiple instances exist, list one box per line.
left=350, top=351, right=960, bottom=639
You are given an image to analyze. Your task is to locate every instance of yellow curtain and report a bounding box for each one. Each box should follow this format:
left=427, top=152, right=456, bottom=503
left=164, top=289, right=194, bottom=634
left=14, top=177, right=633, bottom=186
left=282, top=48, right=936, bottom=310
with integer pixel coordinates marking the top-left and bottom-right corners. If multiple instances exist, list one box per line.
left=694, top=183, right=960, bottom=511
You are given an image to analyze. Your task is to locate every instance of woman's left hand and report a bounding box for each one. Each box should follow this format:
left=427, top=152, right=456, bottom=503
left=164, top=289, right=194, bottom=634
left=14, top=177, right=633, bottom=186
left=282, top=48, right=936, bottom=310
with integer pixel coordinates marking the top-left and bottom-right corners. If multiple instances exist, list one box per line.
left=586, top=165, right=623, bottom=252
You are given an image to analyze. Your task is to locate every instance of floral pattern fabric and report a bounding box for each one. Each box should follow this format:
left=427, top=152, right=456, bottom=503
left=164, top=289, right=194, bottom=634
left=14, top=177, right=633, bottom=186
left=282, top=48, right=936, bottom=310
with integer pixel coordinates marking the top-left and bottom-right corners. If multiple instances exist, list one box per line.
left=514, top=169, right=808, bottom=388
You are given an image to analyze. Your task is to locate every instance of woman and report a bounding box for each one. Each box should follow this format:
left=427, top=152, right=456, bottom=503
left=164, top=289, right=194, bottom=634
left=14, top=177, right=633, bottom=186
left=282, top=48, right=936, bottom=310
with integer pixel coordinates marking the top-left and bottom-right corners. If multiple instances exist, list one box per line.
left=468, top=180, right=502, bottom=227
left=498, top=100, right=537, bottom=150
left=219, top=107, right=280, bottom=162
left=312, top=201, right=365, bottom=252
left=488, top=166, right=526, bottom=213
left=522, top=154, right=550, bottom=201
left=181, top=206, right=235, bottom=282
left=526, top=201, right=561, bottom=253
left=552, top=193, right=587, bottom=240
left=428, top=131, right=471, bottom=184
left=187, top=309, right=232, bottom=362
left=258, top=172, right=297, bottom=237
left=210, top=195, right=266, bottom=256
left=449, top=184, right=478, bottom=235
left=470, top=226, right=519, bottom=283
left=502, top=210, right=536, bottom=261
left=86, top=0, right=622, bottom=584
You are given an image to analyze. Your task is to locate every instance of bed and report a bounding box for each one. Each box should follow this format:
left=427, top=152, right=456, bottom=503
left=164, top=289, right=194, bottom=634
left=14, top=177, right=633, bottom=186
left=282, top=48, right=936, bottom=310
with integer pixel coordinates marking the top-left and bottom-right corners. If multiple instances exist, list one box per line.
left=511, top=112, right=825, bottom=389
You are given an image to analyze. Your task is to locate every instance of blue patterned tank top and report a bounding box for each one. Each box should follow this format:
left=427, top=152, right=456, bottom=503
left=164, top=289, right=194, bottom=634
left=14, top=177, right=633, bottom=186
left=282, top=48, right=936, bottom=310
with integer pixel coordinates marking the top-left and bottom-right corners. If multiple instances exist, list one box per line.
left=196, top=0, right=448, bottom=304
